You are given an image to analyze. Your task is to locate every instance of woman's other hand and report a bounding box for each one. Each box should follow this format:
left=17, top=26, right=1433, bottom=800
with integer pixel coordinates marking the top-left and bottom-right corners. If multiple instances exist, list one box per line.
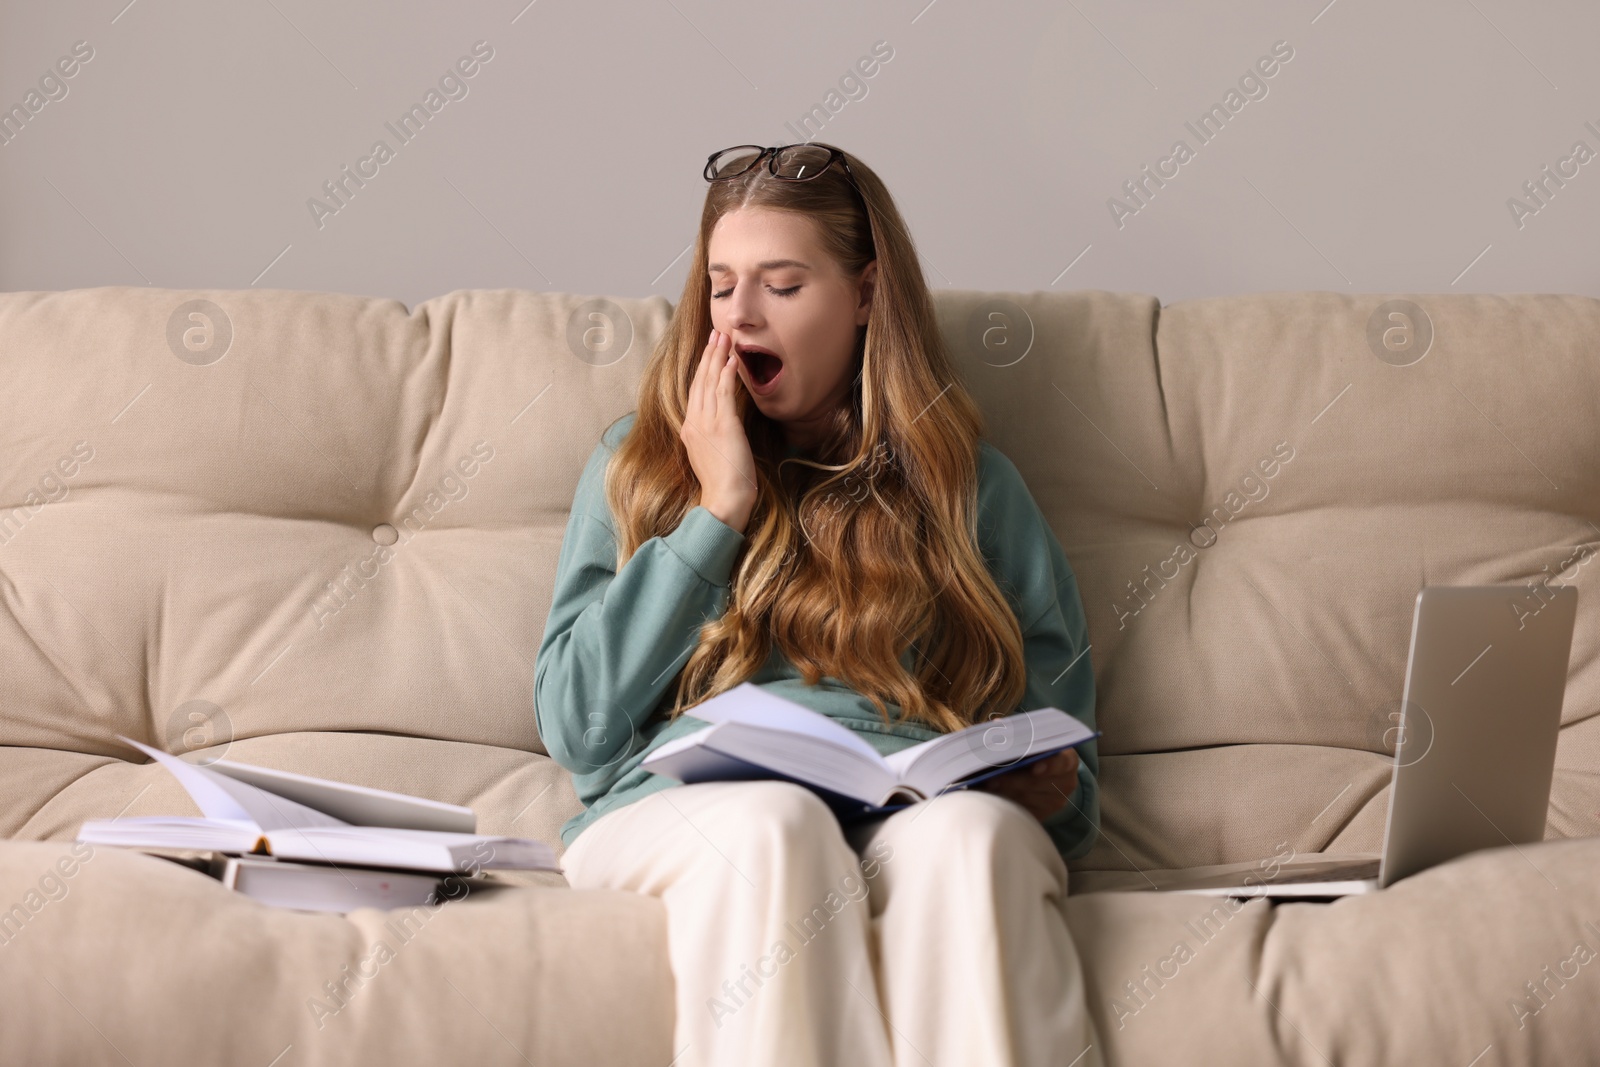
left=683, top=328, right=758, bottom=534
left=972, top=749, right=1081, bottom=823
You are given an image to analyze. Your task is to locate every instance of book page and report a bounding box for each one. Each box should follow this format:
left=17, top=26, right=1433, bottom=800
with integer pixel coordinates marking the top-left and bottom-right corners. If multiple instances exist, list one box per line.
left=685, top=682, right=887, bottom=766
left=117, top=735, right=346, bottom=831
left=269, top=827, right=556, bottom=872
left=77, top=815, right=263, bottom=854
left=207, top=759, right=475, bottom=832
left=882, top=709, right=1096, bottom=798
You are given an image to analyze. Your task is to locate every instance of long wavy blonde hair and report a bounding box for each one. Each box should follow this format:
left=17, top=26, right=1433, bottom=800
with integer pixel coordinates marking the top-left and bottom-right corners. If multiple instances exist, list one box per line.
left=605, top=143, right=1028, bottom=734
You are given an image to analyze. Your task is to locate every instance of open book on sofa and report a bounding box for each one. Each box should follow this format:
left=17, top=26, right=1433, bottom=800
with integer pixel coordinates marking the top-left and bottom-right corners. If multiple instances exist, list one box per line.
left=76, top=737, right=556, bottom=875
left=640, top=682, right=1099, bottom=817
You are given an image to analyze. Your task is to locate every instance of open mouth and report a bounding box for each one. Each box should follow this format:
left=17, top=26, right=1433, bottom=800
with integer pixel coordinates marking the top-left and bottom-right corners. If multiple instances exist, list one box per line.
left=737, top=345, right=785, bottom=387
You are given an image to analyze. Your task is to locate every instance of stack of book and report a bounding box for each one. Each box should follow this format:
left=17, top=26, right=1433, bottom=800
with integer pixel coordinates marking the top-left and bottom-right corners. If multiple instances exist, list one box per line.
left=77, top=736, right=557, bottom=914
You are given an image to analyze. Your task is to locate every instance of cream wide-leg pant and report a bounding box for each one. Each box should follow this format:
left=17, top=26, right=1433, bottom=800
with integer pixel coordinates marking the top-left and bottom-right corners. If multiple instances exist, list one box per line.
left=559, top=780, right=1104, bottom=1067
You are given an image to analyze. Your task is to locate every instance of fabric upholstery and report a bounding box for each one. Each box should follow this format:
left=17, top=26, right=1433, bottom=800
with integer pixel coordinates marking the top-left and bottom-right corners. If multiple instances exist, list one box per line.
left=2, top=284, right=1596, bottom=1065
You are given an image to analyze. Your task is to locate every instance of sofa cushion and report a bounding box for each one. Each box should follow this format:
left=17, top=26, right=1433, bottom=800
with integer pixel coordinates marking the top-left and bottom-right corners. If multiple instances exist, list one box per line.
left=952, top=290, right=1600, bottom=870
left=1064, top=836, right=1600, bottom=1065
left=0, top=286, right=668, bottom=771
left=0, top=840, right=671, bottom=1066
left=5, top=827, right=1594, bottom=1066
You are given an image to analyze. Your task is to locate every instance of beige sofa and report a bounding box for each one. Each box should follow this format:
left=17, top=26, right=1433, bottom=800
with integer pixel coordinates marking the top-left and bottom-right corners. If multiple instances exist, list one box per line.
left=2, top=284, right=1597, bottom=1066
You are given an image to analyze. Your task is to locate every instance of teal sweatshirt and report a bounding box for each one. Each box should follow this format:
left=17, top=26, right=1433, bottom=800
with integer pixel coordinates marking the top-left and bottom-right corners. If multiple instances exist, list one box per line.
left=534, top=412, right=1101, bottom=861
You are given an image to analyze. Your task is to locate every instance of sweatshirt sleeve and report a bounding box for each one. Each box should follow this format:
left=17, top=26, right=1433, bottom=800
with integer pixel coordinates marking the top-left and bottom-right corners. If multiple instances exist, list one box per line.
left=1021, top=568, right=1100, bottom=862
left=976, top=443, right=1101, bottom=862
left=534, top=417, right=747, bottom=775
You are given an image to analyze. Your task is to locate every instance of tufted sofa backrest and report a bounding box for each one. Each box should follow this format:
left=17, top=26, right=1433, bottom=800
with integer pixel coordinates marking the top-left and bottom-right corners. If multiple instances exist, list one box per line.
left=2, top=285, right=1595, bottom=870
left=954, top=289, right=1600, bottom=869
left=0, top=287, right=662, bottom=763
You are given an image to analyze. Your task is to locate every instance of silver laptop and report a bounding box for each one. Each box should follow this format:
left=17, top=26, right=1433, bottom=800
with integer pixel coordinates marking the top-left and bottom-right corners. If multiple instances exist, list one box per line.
left=1157, top=584, right=1577, bottom=900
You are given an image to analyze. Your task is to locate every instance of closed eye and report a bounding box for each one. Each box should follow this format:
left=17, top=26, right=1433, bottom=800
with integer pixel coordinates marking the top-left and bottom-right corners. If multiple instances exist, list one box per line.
left=711, top=285, right=801, bottom=299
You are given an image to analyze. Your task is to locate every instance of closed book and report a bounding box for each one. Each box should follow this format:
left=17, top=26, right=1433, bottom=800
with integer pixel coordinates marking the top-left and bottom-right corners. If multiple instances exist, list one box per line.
left=210, top=854, right=444, bottom=913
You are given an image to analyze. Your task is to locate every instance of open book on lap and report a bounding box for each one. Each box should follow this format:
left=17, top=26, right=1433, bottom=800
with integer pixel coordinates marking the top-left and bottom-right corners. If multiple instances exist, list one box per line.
left=76, top=736, right=556, bottom=875
left=640, top=683, right=1099, bottom=818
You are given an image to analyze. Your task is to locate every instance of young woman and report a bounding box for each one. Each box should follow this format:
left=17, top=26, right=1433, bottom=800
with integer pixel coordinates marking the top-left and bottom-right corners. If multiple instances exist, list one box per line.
left=535, top=143, right=1103, bottom=1067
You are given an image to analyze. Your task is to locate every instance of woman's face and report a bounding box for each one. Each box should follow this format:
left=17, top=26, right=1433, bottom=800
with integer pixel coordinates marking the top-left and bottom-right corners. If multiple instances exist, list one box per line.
left=706, top=206, right=876, bottom=452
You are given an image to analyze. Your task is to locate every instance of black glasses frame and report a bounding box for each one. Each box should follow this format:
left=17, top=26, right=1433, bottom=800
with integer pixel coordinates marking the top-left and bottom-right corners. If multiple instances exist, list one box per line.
left=703, top=144, right=860, bottom=193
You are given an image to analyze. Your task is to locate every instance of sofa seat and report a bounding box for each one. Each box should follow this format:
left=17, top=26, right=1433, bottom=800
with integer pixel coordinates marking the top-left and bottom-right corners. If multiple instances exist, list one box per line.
left=6, top=832, right=1597, bottom=1065
left=1066, top=836, right=1600, bottom=1064
left=0, top=838, right=672, bottom=1066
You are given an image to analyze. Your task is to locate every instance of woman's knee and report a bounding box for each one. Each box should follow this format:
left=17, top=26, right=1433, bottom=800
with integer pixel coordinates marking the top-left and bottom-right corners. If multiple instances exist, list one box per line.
left=894, top=788, right=1049, bottom=860
left=917, top=788, right=1018, bottom=834
left=695, top=781, right=846, bottom=853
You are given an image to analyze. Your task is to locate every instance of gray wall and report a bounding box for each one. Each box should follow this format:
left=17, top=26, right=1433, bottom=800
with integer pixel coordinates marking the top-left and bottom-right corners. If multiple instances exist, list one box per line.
left=2, top=0, right=1597, bottom=308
